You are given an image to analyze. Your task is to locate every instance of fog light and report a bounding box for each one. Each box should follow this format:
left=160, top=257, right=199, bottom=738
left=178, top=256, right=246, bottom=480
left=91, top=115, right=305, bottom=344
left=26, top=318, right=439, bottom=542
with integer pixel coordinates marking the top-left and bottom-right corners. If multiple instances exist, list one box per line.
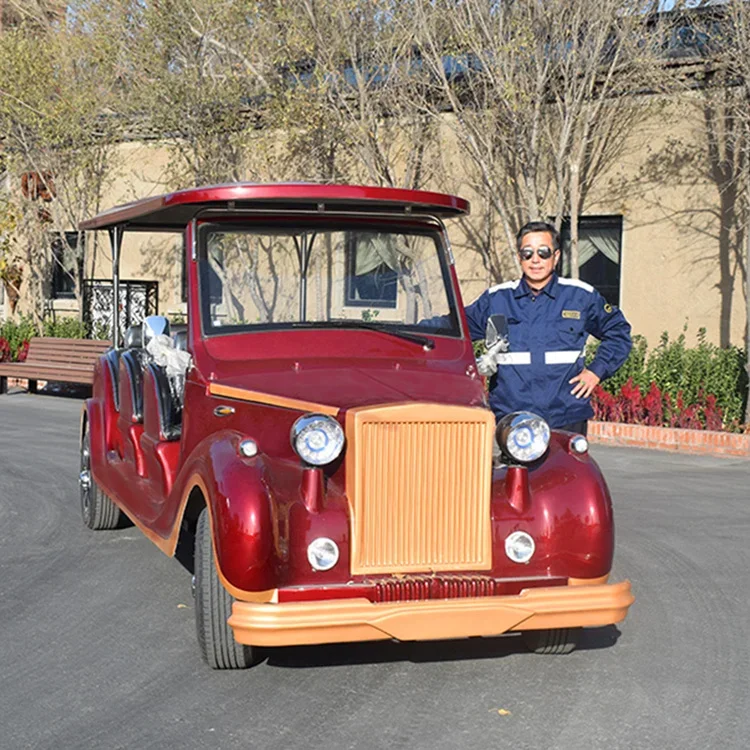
left=570, top=435, right=588, bottom=454
left=505, top=531, right=535, bottom=564
left=239, top=439, right=258, bottom=457
left=307, top=537, right=339, bottom=571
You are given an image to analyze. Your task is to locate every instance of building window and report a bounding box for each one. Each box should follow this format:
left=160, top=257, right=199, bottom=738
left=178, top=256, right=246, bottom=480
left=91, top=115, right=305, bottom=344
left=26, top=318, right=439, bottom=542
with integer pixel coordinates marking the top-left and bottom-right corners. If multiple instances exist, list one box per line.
left=560, top=216, right=622, bottom=307
left=51, top=231, right=83, bottom=300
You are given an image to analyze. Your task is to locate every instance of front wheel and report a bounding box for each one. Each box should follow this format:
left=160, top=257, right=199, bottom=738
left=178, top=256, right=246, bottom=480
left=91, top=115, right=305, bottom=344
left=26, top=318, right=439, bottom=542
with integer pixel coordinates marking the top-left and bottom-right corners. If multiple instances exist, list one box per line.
left=521, top=628, right=581, bottom=655
left=80, top=424, right=122, bottom=530
left=194, top=508, right=259, bottom=669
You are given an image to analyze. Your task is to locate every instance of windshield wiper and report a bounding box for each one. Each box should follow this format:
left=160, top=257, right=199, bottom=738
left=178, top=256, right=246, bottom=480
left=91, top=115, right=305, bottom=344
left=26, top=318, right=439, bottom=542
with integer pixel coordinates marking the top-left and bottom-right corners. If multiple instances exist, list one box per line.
left=311, top=320, right=435, bottom=350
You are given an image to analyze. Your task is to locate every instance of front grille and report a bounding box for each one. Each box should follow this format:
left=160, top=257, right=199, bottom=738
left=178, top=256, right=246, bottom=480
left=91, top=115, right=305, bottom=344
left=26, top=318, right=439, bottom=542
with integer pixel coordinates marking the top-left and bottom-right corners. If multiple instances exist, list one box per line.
left=375, top=576, right=499, bottom=602
left=345, top=403, right=494, bottom=574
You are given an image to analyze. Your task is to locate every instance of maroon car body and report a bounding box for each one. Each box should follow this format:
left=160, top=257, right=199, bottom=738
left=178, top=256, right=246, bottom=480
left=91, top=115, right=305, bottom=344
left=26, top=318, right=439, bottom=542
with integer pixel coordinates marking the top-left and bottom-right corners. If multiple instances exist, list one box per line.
left=78, top=183, right=633, bottom=668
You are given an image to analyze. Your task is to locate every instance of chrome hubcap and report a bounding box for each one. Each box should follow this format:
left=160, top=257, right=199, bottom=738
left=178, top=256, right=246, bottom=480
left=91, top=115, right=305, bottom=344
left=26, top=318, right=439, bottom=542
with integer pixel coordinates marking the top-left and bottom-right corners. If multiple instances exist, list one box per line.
left=80, top=438, right=91, bottom=519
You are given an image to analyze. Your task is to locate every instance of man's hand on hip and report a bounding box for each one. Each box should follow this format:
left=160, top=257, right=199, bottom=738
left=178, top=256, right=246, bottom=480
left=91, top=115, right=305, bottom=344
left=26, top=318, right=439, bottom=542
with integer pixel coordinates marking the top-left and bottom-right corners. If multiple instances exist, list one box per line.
left=569, top=368, right=600, bottom=399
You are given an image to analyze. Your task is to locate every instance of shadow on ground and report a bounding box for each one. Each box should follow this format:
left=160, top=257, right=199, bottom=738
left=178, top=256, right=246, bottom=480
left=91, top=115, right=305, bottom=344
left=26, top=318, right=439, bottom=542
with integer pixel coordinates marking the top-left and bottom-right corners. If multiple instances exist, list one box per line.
left=262, top=625, right=622, bottom=669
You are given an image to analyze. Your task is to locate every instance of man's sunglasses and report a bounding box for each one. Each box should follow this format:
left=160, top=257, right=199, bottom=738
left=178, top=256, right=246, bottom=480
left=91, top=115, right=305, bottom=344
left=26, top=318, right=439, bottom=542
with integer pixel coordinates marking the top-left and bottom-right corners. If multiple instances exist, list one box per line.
left=519, top=246, right=554, bottom=261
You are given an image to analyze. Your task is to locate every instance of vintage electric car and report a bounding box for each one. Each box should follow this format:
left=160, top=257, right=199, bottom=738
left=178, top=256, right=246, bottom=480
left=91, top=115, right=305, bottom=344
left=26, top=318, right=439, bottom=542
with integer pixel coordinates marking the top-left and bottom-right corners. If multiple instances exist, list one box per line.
left=78, top=183, right=633, bottom=669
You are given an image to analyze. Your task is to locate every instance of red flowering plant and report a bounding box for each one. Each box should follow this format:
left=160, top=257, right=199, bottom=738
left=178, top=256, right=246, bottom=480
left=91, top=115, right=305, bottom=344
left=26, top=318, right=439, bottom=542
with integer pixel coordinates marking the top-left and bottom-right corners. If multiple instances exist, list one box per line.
left=591, top=379, right=725, bottom=432
left=0, top=337, right=10, bottom=362
left=16, top=339, right=29, bottom=362
left=588, top=329, right=747, bottom=433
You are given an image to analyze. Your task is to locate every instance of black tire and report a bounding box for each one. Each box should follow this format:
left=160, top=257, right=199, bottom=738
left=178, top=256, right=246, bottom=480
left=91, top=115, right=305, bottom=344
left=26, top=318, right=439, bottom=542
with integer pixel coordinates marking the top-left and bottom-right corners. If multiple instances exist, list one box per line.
left=521, top=628, right=581, bottom=655
left=195, top=508, right=259, bottom=669
left=80, top=425, right=122, bottom=530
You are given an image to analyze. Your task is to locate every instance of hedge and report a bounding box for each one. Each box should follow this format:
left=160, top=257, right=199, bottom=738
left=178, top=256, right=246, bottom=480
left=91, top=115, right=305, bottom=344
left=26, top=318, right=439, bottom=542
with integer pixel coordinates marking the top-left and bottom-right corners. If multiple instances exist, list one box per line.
left=588, top=329, right=748, bottom=432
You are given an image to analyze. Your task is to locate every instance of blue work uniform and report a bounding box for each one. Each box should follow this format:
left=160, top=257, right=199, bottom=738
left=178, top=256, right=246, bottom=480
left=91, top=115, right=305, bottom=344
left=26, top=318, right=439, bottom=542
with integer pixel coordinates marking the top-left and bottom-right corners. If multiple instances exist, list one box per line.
left=464, top=273, right=632, bottom=428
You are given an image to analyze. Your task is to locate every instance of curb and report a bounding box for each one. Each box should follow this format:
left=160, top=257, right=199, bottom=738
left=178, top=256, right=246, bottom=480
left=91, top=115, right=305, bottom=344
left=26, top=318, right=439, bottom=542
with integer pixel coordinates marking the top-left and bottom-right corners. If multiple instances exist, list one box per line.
left=589, top=421, right=750, bottom=458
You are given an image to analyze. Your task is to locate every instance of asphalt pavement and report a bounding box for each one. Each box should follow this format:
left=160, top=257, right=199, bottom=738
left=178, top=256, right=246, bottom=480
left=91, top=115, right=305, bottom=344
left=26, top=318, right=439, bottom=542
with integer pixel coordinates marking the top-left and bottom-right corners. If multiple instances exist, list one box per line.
left=0, top=392, right=748, bottom=750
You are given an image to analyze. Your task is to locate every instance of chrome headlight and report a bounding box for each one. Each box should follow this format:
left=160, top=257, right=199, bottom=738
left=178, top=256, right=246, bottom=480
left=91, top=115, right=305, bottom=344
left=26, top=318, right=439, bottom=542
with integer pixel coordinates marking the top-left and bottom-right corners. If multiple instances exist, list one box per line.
left=291, top=414, right=345, bottom=466
left=496, top=411, right=550, bottom=463
left=307, top=537, right=340, bottom=571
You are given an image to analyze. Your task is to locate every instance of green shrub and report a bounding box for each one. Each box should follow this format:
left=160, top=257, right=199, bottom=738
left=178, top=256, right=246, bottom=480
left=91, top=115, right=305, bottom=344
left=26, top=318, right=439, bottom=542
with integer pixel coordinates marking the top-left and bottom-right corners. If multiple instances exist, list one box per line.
left=587, top=328, right=748, bottom=429
left=42, top=316, right=90, bottom=339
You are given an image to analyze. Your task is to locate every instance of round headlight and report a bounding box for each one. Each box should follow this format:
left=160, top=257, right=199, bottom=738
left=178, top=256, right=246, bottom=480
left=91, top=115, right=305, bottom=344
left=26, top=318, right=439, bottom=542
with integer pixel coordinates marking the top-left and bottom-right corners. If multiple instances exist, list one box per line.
left=307, top=537, right=339, bottom=571
left=496, top=411, right=550, bottom=463
left=291, top=414, right=345, bottom=466
left=505, top=531, right=535, bottom=564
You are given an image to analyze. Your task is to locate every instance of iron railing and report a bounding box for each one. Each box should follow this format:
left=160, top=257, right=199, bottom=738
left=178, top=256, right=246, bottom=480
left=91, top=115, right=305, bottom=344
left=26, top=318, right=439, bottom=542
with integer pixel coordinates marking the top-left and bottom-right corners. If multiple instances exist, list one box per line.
left=83, top=279, right=158, bottom=340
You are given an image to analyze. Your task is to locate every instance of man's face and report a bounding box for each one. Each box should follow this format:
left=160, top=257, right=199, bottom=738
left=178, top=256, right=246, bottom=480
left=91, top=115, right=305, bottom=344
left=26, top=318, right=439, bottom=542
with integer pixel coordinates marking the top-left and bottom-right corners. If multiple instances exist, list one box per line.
left=518, top=231, right=560, bottom=288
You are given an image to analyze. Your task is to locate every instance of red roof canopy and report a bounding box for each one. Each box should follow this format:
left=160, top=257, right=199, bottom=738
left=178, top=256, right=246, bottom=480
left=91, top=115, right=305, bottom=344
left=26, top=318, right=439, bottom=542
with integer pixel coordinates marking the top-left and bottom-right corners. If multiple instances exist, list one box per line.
left=79, top=183, right=470, bottom=231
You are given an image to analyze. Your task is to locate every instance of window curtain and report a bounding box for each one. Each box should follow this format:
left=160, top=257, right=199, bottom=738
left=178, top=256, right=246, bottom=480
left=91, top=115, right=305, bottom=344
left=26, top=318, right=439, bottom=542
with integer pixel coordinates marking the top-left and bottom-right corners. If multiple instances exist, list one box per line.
left=563, top=222, right=620, bottom=274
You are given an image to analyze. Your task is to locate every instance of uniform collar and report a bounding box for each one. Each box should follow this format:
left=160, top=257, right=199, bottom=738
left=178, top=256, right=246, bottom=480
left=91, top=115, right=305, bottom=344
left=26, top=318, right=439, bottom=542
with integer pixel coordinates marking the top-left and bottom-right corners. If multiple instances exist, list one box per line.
left=516, top=273, right=558, bottom=299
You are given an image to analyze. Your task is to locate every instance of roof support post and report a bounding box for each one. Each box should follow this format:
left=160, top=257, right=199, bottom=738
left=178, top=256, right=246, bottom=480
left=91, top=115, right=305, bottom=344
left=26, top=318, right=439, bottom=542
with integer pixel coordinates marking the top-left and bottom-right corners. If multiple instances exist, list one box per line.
left=108, top=225, right=123, bottom=348
left=295, top=233, right=311, bottom=323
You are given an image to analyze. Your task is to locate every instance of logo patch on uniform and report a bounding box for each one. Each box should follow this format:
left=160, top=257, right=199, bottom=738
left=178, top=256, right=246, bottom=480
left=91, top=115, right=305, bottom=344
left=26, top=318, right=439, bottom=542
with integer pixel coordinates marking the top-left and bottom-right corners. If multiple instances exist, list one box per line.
left=604, top=303, right=613, bottom=313
left=562, top=310, right=581, bottom=320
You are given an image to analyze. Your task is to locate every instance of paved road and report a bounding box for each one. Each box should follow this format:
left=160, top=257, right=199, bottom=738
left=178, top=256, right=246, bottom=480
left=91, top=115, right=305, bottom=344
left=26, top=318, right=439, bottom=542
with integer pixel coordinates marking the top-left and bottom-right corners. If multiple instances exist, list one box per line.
left=1, top=393, right=748, bottom=750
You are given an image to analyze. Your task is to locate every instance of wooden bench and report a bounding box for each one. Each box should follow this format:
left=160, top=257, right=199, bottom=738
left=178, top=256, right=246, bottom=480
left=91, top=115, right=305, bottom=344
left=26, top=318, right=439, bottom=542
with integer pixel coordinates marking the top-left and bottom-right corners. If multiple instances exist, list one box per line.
left=0, top=337, right=112, bottom=394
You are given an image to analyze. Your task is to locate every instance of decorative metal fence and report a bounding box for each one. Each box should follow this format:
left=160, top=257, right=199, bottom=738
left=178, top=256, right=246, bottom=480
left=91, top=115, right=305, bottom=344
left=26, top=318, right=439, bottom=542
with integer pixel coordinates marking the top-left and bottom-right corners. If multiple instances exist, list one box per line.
left=83, top=279, right=159, bottom=340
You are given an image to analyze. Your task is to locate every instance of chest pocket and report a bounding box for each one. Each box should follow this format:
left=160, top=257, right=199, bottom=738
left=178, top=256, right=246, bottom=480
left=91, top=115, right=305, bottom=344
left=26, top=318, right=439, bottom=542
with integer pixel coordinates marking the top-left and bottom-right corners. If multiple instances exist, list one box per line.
left=549, top=317, right=586, bottom=349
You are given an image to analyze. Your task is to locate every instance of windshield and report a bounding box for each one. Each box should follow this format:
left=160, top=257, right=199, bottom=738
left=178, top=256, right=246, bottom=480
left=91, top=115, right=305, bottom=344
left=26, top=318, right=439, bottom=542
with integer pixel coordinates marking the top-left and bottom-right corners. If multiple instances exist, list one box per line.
left=198, top=221, right=460, bottom=338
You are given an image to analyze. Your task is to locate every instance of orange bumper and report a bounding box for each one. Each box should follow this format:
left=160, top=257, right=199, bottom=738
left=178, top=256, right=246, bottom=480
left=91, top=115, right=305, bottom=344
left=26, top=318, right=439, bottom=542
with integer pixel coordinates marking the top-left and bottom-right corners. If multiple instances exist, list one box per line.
left=228, top=580, right=634, bottom=647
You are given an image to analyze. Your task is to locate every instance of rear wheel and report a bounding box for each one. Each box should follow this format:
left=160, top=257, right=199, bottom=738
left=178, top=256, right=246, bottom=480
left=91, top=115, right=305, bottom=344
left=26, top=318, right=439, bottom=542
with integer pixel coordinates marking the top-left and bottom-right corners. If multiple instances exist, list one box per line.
left=80, top=424, right=122, bottom=530
left=194, top=508, right=259, bottom=669
left=521, top=628, right=581, bottom=655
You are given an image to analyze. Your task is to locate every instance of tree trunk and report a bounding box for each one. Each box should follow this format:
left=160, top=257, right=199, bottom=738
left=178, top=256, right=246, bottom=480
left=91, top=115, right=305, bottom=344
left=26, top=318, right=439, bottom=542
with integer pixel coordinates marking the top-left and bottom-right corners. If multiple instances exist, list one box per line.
left=569, top=160, right=581, bottom=280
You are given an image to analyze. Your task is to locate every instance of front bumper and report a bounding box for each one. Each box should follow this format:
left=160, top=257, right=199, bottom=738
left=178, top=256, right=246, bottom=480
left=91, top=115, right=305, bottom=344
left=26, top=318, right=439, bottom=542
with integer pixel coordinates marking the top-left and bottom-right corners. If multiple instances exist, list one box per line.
left=228, top=580, right=634, bottom=647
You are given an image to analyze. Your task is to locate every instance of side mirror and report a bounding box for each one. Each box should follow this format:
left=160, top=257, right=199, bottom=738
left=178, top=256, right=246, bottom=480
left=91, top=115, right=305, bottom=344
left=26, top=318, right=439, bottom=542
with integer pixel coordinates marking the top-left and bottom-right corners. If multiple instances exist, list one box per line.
left=142, top=315, right=171, bottom=349
left=485, top=314, right=509, bottom=349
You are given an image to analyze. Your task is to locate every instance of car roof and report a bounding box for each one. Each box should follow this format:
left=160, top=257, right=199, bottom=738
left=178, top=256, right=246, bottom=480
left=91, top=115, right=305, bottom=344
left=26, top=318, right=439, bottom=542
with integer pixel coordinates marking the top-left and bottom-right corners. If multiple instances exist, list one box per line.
left=79, top=182, right=470, bottom=231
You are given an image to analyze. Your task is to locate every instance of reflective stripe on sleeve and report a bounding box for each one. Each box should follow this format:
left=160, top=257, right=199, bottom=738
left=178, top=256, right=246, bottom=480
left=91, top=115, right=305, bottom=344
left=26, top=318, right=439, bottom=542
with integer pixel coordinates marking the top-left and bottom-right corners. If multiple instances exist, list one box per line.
left=497, top=352, right=532, bottom=366
left=544, top=350, right=584, bottom=365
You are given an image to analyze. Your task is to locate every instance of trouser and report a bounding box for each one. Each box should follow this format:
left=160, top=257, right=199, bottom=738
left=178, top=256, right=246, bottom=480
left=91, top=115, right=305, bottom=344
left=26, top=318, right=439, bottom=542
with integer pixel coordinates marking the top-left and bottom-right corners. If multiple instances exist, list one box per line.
left=558, top=420, right=588, bottom=436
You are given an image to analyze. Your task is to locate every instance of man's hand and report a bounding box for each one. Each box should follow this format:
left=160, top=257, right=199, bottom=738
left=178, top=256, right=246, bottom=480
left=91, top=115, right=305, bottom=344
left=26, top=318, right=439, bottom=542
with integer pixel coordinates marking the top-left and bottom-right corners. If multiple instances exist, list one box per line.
left=476, top=339, right=506, bottom=377
left=569, top=368, right=600, bottom=399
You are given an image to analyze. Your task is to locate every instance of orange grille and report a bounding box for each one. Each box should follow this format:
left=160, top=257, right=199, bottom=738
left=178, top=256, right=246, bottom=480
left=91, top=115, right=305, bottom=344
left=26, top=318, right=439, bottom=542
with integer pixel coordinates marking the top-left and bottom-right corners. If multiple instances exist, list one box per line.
left=346, top=403, right=494, bottom=574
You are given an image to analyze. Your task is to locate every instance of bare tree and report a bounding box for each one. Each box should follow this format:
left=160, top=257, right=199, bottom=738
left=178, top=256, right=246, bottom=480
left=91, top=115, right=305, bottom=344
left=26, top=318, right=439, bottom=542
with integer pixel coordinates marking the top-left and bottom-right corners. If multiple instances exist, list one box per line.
left=413, top=0, right=554, bottom=280
left=412, top=0, right=659, bottom=283
left=544, top=0, right=660, bottom=278
left=289, top=0, right=439, bottom=191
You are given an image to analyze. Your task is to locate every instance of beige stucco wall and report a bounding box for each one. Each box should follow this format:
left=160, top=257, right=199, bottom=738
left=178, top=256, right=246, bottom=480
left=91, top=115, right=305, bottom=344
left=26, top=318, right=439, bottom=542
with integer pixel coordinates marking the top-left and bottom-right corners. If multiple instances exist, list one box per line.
left=16, top=93, right=747, bottom=351
left=85, top=141, right=187, bottom=319
left=584, top=93, right=747, bottom=350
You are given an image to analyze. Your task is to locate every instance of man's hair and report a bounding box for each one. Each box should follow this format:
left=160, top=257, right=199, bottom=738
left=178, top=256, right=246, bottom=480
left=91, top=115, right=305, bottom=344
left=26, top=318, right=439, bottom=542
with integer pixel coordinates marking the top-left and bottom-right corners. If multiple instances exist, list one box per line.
left=516, top=221, right=561, bottom=252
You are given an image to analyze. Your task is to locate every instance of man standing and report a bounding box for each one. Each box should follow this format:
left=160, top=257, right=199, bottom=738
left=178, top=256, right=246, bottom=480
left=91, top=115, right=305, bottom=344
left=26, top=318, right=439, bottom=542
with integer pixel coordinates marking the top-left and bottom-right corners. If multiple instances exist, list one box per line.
left=465, top=221, right=632, bottom=435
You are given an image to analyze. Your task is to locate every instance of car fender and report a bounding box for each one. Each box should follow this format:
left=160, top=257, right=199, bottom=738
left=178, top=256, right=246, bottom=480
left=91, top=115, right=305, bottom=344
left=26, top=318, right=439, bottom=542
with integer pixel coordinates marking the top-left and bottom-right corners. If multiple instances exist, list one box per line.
left=179, top=430, right=275, bottom=595
left=83, top=398, right=107, bottom=480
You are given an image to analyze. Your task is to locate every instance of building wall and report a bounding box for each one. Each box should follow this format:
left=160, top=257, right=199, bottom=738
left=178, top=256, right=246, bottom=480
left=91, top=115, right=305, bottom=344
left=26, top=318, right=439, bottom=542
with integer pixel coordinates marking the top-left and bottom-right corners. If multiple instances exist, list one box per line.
left=14, top=95, right=749, bottom=351
left=586, top=93, right=747, bottom=350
